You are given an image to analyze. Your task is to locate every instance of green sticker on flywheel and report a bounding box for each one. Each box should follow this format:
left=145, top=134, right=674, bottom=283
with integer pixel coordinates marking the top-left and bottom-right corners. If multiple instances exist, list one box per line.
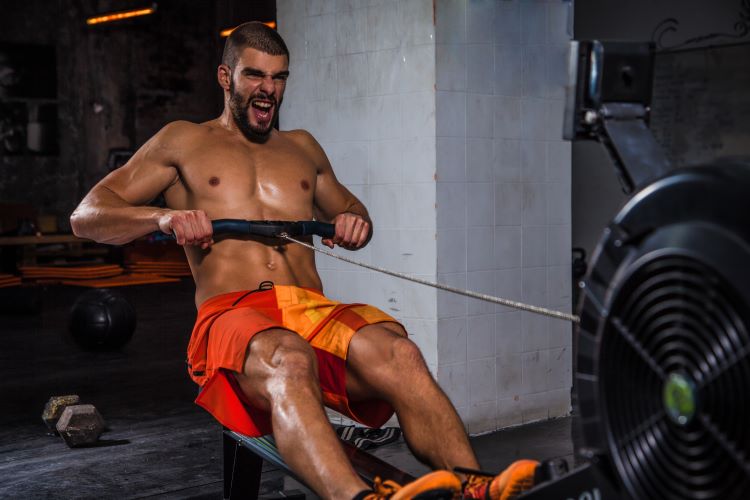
left=663, top=372, right=696, bottom=426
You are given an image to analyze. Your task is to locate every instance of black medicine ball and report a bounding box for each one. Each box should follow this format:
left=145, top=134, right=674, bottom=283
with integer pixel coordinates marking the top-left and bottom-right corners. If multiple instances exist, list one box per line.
left=68, top=288, right=136, bottom=351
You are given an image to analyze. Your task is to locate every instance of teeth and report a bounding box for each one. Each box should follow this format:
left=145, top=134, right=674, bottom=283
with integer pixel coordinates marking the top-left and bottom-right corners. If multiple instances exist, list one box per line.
left=254, top=102, right=272, bottom=109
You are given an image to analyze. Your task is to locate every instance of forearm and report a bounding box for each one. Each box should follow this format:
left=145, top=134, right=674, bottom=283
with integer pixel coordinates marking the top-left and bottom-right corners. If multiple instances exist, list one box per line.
left=70, top=187, right=167, bottom=245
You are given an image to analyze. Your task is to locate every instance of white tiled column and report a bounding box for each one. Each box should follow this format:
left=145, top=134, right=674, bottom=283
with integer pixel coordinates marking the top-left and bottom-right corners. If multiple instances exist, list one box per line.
left=435, top=0, right=574, bottom=434
left=278, top=0, right=573, bottom=434
left=276, top=0, right=438, bottom=370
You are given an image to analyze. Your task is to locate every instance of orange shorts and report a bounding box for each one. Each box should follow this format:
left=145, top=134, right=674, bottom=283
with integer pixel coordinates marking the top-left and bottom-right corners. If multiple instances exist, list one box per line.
left=186, top=283, right=402, bottom=437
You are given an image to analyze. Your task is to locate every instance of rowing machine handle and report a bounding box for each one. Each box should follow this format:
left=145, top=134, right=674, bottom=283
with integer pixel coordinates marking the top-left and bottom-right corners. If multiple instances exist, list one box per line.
left=210, top=220, right=336, bottom=239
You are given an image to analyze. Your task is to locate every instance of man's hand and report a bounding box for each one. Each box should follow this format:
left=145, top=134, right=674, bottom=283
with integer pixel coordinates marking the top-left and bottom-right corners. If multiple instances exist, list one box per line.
left=158, top=210, right=214, bottom=249
left=322, top=212, right=370, bottom=250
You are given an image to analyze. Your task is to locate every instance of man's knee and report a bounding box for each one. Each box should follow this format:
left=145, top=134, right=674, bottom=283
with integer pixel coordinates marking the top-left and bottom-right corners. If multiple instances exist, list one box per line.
left=244, top=328, right=318, bottom=379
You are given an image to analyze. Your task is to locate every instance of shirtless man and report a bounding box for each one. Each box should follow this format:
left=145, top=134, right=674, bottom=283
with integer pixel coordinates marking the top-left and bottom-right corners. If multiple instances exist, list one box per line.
left=70, top=22, right=537, bottom=500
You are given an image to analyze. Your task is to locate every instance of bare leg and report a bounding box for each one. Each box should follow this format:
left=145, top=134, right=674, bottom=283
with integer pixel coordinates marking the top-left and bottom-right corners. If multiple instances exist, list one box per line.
left=233, top=328, right=368, bottom=499
left=346, top=324, right=480, bottom=471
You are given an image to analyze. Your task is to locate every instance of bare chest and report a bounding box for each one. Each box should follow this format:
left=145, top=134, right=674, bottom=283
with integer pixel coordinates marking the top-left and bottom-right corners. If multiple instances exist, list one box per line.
left=172, top=137, right=317, bottom=219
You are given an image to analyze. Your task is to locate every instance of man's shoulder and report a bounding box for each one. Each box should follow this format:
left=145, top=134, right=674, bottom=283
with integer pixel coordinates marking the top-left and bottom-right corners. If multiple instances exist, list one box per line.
left=279, top=129, right=324, bottom=156
left=159, top=120, right=214, bottom=141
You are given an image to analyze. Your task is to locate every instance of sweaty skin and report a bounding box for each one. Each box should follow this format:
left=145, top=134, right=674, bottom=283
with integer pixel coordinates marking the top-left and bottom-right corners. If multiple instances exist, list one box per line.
left=70, top=48, right=371, bottom=306
left=71, top=45, right=482, bottom=499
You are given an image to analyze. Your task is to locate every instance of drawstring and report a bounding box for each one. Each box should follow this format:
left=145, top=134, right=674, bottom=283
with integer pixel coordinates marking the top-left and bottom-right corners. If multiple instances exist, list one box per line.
left=231, top=281, right=274, bottom=307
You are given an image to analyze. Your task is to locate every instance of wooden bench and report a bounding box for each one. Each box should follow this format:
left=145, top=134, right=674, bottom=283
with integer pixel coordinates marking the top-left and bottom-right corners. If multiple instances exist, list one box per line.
left=223, top=430, right=416, bottom=499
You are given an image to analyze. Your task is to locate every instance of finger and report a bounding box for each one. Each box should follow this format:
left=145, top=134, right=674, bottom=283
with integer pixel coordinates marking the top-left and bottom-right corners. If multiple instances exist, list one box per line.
left=197, top=211, right=213, bottom=244
left=354, top=221, right=369, bottom=247
left=322, top=238, right=334, bottom=248
left=171, top=219, right=186, bottom=245
left=342, top=217, right=357, bottom=246
left=334, top=218, right=346, bottom=245
left=181, top=214, right=197, bottom=245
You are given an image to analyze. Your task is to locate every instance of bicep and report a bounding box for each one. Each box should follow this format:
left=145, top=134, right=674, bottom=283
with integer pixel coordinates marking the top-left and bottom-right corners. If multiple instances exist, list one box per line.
left=95, top=155, right=177, bottom=206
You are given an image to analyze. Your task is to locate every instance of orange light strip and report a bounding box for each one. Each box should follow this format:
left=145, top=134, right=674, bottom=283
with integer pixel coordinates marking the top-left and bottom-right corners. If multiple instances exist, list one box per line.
left=220, top=21, right=276, bottom=37
left=86, top=5, right=156, bottom=26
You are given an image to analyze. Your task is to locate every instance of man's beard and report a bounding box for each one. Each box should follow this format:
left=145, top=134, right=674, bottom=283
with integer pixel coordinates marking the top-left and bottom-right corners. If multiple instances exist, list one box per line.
left=229, top=81, right=279, bottom=143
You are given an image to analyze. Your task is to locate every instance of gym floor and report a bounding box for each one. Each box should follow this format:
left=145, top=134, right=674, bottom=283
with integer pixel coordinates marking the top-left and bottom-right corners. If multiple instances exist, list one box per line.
left=0, top=282, right=573, bottom=499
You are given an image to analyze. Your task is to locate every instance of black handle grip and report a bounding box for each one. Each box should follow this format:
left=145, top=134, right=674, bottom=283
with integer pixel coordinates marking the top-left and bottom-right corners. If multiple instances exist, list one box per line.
left=210, top=220, right=335, bottom=239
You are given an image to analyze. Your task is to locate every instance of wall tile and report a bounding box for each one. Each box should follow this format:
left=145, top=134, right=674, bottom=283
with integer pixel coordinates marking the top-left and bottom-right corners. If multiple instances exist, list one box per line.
left=337, top=97, right=369, bottom=141
left=435, top=0, right=466, bottom=45
left=521, top=349, right=549, bottom=394
left=368, top=94, right=403, bottom=139
left=401, top=279, right=437, bottom=319
left=547, top=265, right=571, bottom=307
left=546, top=182, right=571, bottom=226
left=496, top=311, right=522, bottom=356
left=367, top=48, right=404, bottom=95
left=437, top=137, right=466, bottom=182
left=468, top=400, right=497, bottom=435
left=547, top=224, right=571, bottom=267
left=369, top=183, right=402, bottom=229
left=548, top=309, right=574, bottom=349
left=547, top=43, right=570, bottom=100
left=437, top=182, right=466, bottom=228
left=545, top=99, right=566, bottom=141
left=337, top=53, right=369, bottom=98
left=522, top=226, right=547, bottom=268
left=467, top=225, right=494, bottom=272
left=522, top=45, right=547, bottom=98
left=522, top=182, right=547, bottom=226
left=308, top=0, right=336, bottom=16
left=469, top=357, right=496, bottom=403
left=436, top=44, right=467, bottom=92
left=494, top=138, right=521, bottom=183
left=467, top=181, right=494, bottom=226
left=521, top=392, right=550, bottom=423
left=466, top=0, right=495, bottom=44
left=307, top=14, right=337, bottom=59
left=494, top=1, right=521, bottom=46
left=468, top=313, right=495, bottom=361
left=467, top=44, right=495, bottom=95
left=369, top=139, right=403, bottom=184
left=497, top=396, right=522, bottom=429
left=548, top=346, right=572, bottom=390
left=336, top=6, right=367, bottom=54
left=402, top=91, right=436, bottom=138
left=548, top=388, right=571, bottom=419
left=399, top=0, right=435, bottom=46
left=521, top=311, right=549, bottom=352
left=495, top=268, right=523, bottom=311
left=520, top=1, right=546, bottom=46
left=438, top=362, right=468, bottom=408
left=546, top=140, right=571, bottom=183
left=437, top=271, right=468, bottom=318
left=495, top=45, right=524, bottom=97
left=366, top=5, right=401, bottom=51
left=547, top=1, right=572, bottom=46
left=403, top=136, right=437, bottom=183
left=368, top=271, right=403, bottom=314
left=467, top=270, right=495, bottom=316
left=496, top=352, right=523, bottom=399
left=520, top=97, right=547, bottom=140
left=437, top=228, right=467, bottom=274
left=495, top=182, right=523, bottom=225
left=404, top=318, right=439, bottom=365
left=522, top=267, right=547, bottom=308
left=403, top=45, right=436, bottom=93
left=401, top=228, right=437, bottom=274
left=466, top=138, right=494, bottom=182
left=495, top=225, right=522, bottom=269
left=520, top=140, right=547, bottom=183
left=494, top=96, right=522, bottom=140
left=437, top=91, right=467, bottom=138
left=467, top=95, right=494, bottom=140
left=327, top=141, right=368, bottom=185
left=438, top=317, right=468, bottom=365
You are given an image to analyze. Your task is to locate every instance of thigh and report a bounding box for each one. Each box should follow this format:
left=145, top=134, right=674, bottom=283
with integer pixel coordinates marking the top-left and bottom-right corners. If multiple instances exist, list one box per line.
left=234, top=327, right=319, bottom=411
left=345, top=322, right=414, bottom=401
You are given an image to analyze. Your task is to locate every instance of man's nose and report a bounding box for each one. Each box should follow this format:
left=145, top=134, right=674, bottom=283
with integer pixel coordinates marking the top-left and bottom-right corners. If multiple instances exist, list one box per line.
left=259, top=76, right=276, bottom=95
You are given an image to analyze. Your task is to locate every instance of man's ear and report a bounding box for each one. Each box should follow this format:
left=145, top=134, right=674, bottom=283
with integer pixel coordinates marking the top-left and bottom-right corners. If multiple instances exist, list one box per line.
left=217, top=64, right=231, bottom=91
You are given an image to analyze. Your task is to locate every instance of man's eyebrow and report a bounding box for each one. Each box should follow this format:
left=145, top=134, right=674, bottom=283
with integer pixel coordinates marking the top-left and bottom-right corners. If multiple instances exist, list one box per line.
left=241, top=67, right=290, bottom=78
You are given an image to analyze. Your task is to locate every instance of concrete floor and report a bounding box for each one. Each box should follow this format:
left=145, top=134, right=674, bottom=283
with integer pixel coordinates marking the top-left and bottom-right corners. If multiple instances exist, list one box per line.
left=0, top=282, right=574, bottom=499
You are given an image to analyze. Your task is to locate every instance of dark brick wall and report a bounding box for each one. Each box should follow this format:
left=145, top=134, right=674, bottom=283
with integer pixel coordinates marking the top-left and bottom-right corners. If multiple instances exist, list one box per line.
left=0, top=0, right=225, bottom=230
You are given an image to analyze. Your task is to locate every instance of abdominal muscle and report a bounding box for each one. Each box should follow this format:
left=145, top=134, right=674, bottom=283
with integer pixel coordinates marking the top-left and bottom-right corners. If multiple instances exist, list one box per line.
left=185, top=238, right=324, bottom=307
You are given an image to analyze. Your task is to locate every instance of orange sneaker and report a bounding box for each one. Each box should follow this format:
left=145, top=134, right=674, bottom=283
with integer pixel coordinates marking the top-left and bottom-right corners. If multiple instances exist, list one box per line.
left=357, top=470, right=462, bottom=499
left=460, top=460, right=539, bottom=500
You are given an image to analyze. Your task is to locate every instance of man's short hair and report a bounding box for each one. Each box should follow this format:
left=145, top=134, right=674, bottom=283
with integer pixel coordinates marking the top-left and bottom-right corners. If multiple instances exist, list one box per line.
left=221, top=22, right=289, bottom=68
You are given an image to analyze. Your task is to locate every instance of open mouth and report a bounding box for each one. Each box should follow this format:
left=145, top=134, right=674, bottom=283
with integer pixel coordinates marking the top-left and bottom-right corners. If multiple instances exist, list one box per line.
left=250, top=99, right=274, bottom=122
